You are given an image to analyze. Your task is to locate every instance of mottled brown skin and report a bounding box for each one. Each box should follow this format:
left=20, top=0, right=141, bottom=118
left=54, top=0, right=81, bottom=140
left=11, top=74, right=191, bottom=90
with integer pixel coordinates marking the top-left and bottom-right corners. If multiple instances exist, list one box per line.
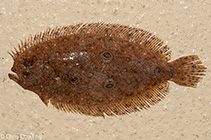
left=10, top=34, right=171, bottom=104
left=9, top=23, right=206, bottom=116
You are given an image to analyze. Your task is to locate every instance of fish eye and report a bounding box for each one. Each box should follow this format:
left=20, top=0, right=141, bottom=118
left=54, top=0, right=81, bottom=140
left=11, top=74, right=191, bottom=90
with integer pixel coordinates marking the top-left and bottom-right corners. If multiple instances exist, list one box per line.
left=22, top=70, right=30, bottom=76
left=23, top=60, right=33, bottom=67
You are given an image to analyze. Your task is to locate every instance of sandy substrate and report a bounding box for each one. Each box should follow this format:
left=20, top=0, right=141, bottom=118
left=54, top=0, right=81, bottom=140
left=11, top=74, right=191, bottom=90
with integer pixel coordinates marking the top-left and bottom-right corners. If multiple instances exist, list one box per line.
left=0, top=0, right=210, bottom=140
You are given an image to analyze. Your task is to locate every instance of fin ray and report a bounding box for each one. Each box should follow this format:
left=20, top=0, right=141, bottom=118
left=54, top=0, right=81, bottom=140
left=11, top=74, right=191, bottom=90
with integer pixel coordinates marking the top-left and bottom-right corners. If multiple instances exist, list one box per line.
left=48, top=82, right=169, bottom=117
left=9, top=23, right=171, bottom=61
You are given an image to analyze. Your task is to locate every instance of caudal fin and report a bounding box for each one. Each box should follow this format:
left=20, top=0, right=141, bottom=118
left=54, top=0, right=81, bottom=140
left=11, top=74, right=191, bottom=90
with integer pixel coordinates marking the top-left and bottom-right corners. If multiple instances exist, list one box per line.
left=170, top=55, right=206, bottom=87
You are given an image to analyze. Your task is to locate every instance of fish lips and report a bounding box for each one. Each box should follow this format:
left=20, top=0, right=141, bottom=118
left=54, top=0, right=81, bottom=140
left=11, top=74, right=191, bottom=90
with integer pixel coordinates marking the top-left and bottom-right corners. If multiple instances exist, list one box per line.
left=9, top=66, right=21, bottom=84
left=8, top=72, right=20, bottom=83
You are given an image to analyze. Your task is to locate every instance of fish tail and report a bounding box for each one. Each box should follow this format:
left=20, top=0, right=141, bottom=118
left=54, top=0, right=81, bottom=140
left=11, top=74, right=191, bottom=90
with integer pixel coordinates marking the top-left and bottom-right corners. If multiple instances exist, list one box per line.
left=169, top=55, right=206, bottom=87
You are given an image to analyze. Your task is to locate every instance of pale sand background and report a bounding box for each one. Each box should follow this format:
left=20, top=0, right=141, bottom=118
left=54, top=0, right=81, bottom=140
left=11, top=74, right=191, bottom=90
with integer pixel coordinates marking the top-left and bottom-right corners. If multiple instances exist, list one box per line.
left=0, top=0, right=210, bottom=140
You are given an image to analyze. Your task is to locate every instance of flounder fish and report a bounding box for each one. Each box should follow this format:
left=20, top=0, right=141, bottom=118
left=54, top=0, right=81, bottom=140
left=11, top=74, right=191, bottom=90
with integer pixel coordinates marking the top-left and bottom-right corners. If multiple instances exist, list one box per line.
left=8, top=23, right=206, bottom=117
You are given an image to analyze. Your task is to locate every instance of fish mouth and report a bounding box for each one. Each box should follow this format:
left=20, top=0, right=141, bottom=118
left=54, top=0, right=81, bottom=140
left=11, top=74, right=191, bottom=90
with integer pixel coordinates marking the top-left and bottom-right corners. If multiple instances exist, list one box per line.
left=8, top=73, right=20, bottom=83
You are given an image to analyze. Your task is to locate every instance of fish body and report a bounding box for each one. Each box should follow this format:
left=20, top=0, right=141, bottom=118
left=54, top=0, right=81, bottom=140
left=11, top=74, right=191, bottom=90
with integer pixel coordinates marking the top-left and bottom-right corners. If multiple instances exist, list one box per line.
left=9, top=23, right=206, bottom=117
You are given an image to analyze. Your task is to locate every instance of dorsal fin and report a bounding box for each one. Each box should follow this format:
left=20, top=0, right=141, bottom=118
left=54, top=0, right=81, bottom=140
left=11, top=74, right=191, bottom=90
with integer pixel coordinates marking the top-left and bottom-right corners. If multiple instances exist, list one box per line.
left=11, top=23, right=171, bottom=61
